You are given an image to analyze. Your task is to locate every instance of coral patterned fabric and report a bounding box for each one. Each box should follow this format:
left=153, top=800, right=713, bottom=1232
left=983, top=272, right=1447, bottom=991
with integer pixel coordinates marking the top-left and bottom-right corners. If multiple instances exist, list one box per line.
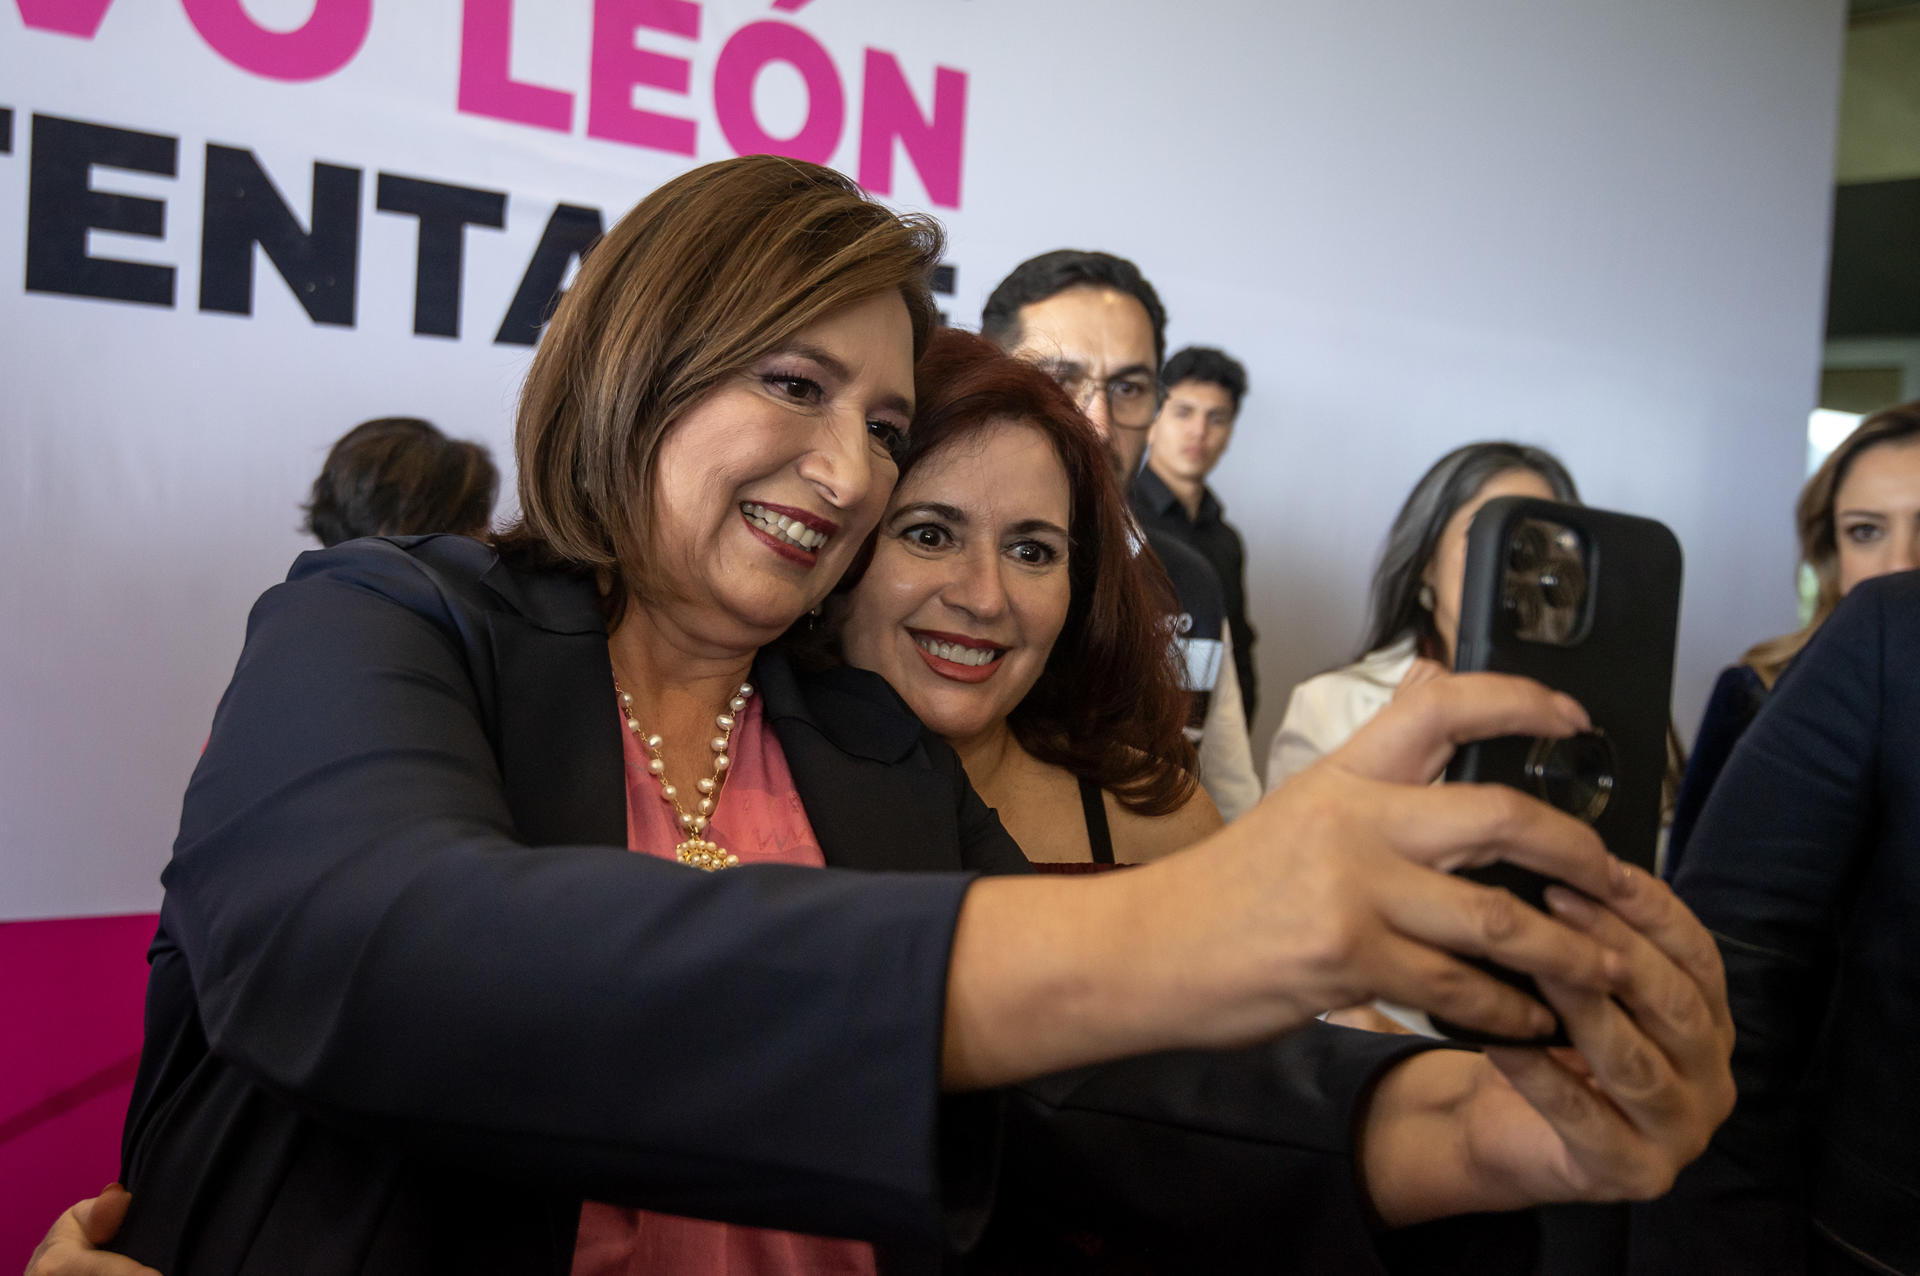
left=571, top=692, right=877, bottom=1276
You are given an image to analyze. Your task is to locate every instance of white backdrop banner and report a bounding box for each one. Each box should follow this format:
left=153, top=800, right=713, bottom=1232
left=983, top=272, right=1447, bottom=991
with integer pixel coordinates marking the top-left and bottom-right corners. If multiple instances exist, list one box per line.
left=1, top=0, right=1846, bottom=920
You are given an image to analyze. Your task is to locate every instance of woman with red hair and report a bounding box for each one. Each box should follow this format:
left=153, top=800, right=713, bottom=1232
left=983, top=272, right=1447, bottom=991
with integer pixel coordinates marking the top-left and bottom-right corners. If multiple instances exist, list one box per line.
left=834, top=328, right=1218, bottom=867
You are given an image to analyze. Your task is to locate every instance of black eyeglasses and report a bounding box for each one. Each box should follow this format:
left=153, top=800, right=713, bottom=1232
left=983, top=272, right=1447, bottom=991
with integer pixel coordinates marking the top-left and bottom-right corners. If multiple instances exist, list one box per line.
left=1045, top=369, right=1161, bottom=429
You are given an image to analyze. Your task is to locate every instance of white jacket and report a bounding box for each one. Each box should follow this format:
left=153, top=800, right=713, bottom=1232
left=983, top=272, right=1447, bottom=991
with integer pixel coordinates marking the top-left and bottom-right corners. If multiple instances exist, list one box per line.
left=1265, top=637, right=1418, bottom=793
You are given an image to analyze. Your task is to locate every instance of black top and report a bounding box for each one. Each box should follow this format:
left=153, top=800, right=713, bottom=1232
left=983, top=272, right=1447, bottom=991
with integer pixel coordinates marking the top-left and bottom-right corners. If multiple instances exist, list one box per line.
left=1138, top=523, right=1229, bottom=732
left=1132, top=466, right=1258, bottom=722
left=1076, top=775, right=1116, bottom=865
left=109, top=534, right=1505, bottom=1275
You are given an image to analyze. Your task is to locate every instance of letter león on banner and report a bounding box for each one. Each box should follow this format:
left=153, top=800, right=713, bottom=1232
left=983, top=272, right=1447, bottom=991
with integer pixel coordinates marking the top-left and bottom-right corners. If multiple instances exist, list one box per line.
left=452, top=0, right=967, bottom=208
left=14, top=1, right=970, bottom=210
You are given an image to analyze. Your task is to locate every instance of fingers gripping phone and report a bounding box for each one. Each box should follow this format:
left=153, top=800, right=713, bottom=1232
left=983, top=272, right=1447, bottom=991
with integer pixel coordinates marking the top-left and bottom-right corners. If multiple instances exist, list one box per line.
left=1431, top=497, right=1682, bottom=1046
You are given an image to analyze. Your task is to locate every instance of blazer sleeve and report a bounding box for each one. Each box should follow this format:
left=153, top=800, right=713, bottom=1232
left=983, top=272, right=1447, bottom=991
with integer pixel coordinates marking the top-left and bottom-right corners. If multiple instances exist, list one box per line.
left=1630, top=580, right=1888, bottom=1273
left=981, top=1028, right=1535, bottom=1273
left=151, top=541, right=984, bottom=1246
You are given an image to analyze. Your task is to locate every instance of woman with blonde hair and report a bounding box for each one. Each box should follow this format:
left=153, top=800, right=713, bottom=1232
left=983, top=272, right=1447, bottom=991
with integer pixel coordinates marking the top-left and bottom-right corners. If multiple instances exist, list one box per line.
left=1665, top=402, right=1920, bottom=876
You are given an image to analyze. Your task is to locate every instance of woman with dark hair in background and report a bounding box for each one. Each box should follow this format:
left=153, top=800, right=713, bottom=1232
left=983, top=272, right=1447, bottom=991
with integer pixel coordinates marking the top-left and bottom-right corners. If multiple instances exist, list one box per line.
left=1267, top=441, right=1579, bottom=790
left=835, top=328, right=1219, bottom=869
left=1664, top=402, right=1920, bottom=878
left=31, top=159, right=1734, bottom=1275
left=302, top=415, right=499, bottom=545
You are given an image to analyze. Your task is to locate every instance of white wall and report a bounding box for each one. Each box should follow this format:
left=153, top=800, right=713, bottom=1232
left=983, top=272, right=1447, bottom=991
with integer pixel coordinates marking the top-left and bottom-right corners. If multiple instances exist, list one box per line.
left=935, top=0, right=1846, bottom=761
left=0, top=0, right=1845, bottom=919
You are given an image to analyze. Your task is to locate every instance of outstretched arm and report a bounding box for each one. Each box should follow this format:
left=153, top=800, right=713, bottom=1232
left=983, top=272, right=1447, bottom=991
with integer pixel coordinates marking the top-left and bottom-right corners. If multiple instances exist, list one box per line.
left=943, top=673, right=1622, bottom=1089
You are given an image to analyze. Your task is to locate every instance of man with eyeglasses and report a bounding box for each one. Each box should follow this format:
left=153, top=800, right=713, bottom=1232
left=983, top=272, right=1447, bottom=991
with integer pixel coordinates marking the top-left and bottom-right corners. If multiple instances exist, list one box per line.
left=982, top=251, right=1262, bottom=822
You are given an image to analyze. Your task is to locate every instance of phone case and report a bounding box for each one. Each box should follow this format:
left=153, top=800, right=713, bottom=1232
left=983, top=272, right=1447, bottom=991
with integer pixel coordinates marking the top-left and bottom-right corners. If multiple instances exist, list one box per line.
left=1430, top=496, right=1682, bottom=1045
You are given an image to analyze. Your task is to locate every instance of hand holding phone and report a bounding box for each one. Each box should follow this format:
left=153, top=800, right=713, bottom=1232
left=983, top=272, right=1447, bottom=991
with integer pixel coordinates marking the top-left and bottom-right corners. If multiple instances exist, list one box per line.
left=1431, top=497, right=1683, bottom=1045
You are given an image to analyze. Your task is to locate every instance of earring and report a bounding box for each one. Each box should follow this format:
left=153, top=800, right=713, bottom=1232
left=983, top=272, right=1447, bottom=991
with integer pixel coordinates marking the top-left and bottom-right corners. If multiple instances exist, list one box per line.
left=1418, top=584, right=1435, bottom=611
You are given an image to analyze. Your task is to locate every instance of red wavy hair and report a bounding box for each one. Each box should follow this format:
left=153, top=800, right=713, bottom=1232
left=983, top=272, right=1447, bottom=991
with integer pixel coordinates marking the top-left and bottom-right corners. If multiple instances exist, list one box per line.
left=853, top=328, right=1199, bottom=815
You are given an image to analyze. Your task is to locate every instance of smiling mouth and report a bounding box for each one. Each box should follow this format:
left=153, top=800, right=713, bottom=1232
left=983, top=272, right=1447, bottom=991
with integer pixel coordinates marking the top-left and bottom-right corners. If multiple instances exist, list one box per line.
left=741, top=502, right=832, bottom=552
left=911, top=632, right=1006, bottom=668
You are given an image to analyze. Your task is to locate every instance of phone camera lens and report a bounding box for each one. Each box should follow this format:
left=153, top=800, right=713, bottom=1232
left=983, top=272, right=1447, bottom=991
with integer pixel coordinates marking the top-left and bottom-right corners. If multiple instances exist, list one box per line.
left=1504, top=519, right=1588, bottom=643
left=1524, top=730, right=1616, bottom=823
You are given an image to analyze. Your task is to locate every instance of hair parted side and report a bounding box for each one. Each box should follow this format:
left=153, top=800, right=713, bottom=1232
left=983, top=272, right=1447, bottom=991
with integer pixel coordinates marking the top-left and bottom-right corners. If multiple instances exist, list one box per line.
left=499, top=156, right=945, bottom=619
left=1742, top=400, right=1920, bottom=687
left=825, top=329, right=1197, bottom=815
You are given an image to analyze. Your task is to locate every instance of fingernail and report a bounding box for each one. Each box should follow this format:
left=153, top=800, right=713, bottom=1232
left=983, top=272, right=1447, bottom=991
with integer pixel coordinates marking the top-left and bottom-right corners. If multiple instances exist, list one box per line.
left=1529, top=1004, right=1558, bottom=1036
left=1611, top=858, right=1635, bottom=899
left=1545, top=886, right=1598, bottom=926
left=1555, top=693, right=1592, bottom=731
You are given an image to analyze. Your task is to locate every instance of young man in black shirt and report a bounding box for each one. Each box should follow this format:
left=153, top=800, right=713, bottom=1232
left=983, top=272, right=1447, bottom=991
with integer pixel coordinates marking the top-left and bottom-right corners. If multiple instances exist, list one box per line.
left=1132, top=346, right=1258, bottom=723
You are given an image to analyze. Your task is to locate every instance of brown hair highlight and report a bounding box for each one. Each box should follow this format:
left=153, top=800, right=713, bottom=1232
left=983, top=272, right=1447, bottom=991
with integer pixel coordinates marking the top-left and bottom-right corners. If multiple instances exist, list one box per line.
left=498, top=156, right=945, bottom=619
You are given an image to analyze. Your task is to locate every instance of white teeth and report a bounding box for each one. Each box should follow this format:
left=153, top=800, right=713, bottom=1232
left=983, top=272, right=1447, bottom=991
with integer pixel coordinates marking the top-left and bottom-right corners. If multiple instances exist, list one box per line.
left=915, top=636, right=1002, bottom=667
left=741, top=503, right=828, bottom=552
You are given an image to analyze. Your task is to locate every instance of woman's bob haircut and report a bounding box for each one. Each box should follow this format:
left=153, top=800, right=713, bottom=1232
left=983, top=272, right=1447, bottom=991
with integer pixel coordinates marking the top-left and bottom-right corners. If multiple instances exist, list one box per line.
left=500, top=156, right=945, bottom=615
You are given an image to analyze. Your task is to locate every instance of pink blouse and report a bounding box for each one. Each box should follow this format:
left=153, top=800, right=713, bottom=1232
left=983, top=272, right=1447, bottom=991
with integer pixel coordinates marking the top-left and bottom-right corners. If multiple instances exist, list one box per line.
left=571, top=692, right=879, bottom=1276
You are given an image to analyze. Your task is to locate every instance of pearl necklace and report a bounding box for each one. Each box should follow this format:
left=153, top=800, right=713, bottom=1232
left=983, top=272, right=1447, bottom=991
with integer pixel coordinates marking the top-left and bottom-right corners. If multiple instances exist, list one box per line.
left=615, top=678, right=753, bottom=871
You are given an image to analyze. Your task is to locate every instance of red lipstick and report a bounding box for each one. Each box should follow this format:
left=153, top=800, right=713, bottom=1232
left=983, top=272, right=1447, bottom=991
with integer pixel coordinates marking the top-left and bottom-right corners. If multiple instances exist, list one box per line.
left=908, top=629, right=1007, bottom=684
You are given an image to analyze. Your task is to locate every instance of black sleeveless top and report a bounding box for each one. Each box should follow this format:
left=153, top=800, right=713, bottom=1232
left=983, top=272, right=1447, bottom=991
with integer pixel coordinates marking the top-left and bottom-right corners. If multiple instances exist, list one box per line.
left=1029, top=776, right=1119, bottom=874
left=1077, top=775, right=1115, bottom=865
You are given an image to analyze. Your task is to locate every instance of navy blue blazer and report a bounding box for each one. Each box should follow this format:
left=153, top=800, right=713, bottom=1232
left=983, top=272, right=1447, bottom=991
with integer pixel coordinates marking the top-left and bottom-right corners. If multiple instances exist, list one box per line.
left=110, top=535, right=1481, bottom=1274
left=1632, top=570, right=1920, bottom=1275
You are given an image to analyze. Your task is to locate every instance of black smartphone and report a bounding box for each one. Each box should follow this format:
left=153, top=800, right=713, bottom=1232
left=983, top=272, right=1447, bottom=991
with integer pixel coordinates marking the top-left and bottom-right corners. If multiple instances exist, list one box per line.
left=1430, top=496, right=1682, bottom=1046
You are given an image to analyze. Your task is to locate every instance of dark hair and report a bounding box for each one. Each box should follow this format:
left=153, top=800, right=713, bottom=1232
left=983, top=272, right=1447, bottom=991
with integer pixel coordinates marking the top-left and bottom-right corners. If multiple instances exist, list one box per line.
left=1160, top=346, right=1248, bottom=414
left=497, top=156, right=944, bottom=621
left=1743, top=400, right=1920, bottom=686
left=303, top=417, right=498, bottom=547
left=838, top=329, right=1198, bottom=816
left=1358, top=441, right=1580, bottom=661
left=980, top=249, right=1168, bottom=371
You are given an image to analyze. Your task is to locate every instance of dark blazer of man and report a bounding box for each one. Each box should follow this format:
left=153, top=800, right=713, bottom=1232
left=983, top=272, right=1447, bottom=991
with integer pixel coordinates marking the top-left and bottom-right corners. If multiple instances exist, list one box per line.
left=1132, top=467, right=1258, bottom=722
left=1632, top=570, right=1920, bottom=1275
left=109, top=535, right=1508, bottom=1275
